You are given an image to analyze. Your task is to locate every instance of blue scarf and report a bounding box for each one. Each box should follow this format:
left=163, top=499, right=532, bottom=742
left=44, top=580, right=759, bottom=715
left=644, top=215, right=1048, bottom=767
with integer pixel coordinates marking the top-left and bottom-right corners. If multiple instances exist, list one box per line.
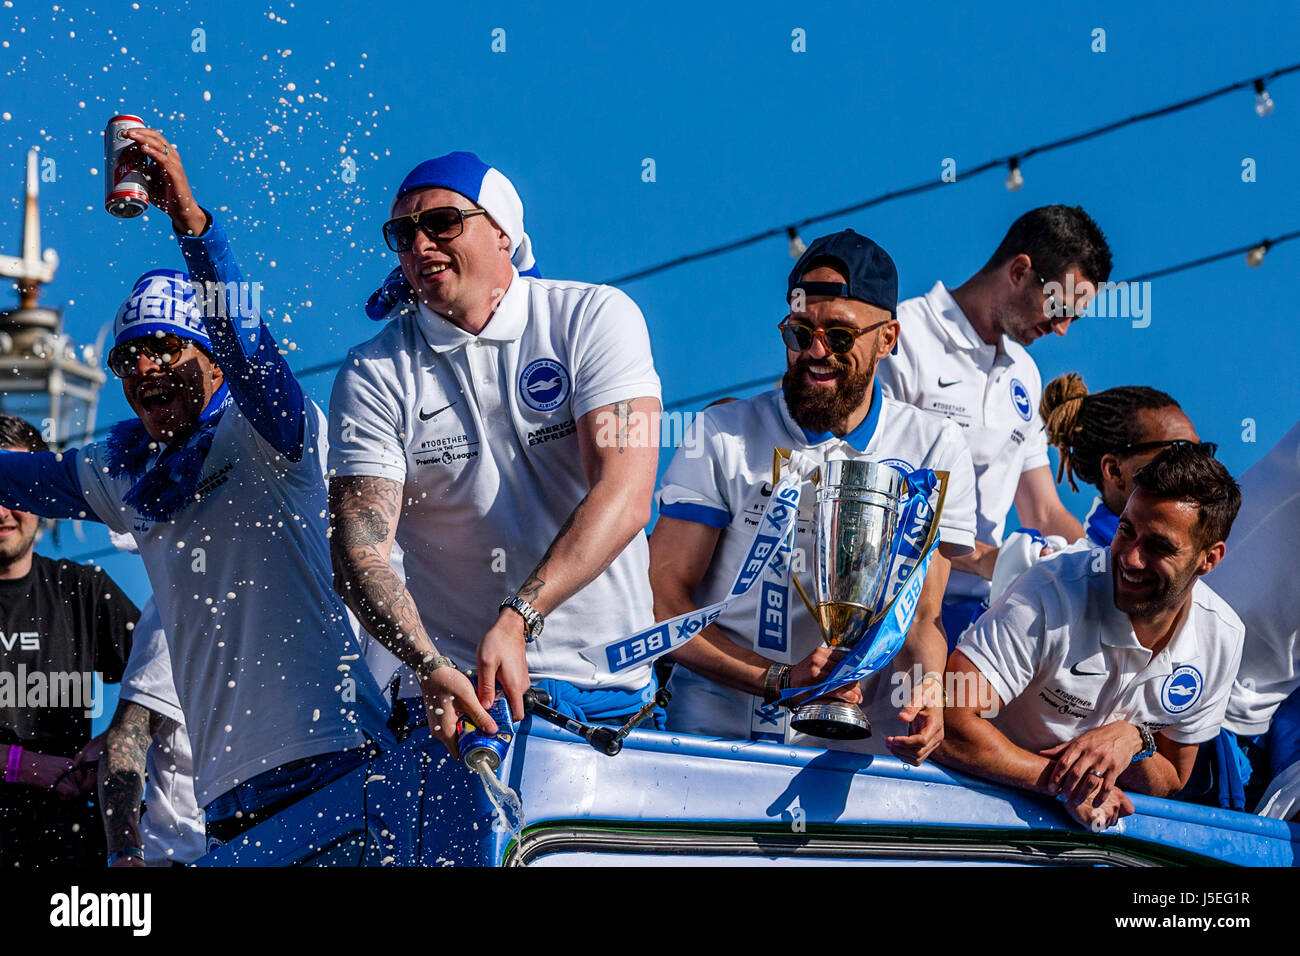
left=104, top=386, right=232, bottom=523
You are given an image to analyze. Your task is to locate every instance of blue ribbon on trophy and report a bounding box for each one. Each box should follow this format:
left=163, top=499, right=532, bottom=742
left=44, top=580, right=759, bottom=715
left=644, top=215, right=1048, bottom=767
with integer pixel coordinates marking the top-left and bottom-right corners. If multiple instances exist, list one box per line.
left=776, top=457, right=948, bottom=739
left=584, top=449, right=821, bottom=675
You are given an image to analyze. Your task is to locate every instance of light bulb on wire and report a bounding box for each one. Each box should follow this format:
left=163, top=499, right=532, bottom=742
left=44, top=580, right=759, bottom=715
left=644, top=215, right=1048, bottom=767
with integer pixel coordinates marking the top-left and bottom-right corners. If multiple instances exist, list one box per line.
left=1254, top=79, right=1275, bottom=117
left=1246, top=242, right=1270, bottom=267
left=787, top=227, right=806, bottom=258
left=1005, top=158, right=1024, bottom=192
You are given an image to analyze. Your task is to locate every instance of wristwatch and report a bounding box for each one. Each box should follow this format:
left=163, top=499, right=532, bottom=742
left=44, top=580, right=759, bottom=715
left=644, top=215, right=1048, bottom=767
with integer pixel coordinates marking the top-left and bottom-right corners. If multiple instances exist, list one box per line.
left=762, top=663, right=792, bottom=704
left=1131, top=722, right=1157, bottom=762
left=500, top=595, right=544, bottom=643
left=414, top=653, right=457, bottom=682
left=106, top=846, right=145, bottom=867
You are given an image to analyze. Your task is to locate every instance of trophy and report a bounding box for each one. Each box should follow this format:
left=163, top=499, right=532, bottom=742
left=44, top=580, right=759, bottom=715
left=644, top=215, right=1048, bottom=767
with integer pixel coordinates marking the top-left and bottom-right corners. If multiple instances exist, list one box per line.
left=788, top=458, right=903, bottom=739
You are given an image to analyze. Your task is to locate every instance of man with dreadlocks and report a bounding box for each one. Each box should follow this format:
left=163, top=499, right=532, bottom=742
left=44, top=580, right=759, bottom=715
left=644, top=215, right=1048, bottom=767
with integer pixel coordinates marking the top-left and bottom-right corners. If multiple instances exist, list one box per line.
left=0, top=126, right=393, bottom=849
left=989, top=373, right=1209, bottom=599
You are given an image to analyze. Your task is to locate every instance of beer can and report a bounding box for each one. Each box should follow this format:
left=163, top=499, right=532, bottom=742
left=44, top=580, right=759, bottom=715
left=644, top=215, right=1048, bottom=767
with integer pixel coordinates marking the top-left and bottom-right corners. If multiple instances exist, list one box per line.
left=104, top=114, right=149, bottom=218
left=456, top=694, right=514, bottom=772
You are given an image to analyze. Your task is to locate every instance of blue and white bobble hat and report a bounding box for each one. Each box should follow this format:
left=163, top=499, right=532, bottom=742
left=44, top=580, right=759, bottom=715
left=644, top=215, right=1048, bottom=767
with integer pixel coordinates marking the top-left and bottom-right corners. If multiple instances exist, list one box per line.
left=366, top=151, right=540, bottom=321
left=112, top=269, right=212, bottom=352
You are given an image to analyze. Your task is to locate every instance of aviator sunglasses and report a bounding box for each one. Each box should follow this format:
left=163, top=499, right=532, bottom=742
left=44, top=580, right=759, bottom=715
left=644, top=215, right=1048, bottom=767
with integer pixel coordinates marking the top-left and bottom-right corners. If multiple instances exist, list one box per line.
left=382, top=206, right=487, bottom=253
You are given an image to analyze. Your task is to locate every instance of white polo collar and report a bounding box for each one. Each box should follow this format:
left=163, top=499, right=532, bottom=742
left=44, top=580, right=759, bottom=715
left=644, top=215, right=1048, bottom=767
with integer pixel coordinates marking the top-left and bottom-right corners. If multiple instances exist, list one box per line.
left=415, top=266, right=526, bottom=353
left=925, top=280, right=1006, bottom=357
left=1096, top=559, right=1203, bottom=671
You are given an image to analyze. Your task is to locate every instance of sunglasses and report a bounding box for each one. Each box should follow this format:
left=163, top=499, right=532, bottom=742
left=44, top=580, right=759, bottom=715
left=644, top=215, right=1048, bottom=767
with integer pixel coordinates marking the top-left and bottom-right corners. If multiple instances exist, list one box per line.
left=382, top=206, right=487, bottom=253
left=108, top=333, right=200, bottom=378
left=1115, top=439, right=1219, bottom=458
left=778, top=317, right=888, bottom=355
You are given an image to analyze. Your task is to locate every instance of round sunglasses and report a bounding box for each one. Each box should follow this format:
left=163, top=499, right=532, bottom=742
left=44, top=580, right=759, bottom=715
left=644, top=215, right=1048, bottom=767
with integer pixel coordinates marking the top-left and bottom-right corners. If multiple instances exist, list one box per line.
left=107, top=333, right=201, bottom=378
left=777, top=317, right=890, bottom=355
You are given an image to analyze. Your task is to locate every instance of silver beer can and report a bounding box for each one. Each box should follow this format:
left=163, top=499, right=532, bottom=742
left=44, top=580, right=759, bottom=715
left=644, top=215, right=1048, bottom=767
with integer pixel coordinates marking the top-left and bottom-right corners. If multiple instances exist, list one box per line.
left=104, top=114, right=149, bottom=218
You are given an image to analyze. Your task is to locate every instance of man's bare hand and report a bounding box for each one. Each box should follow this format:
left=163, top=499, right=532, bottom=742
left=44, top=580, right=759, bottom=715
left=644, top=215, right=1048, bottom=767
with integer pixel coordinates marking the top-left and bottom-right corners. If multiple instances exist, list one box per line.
left=476, top=610, right=531, bottom=719
left=886, top=678, right=945, bottom=766
left=1041, top=720, right=1143, bottom=805
left=785, top=646, right=860, bottom=708
left=121, top=126, right=207, bottom=236
left=421, top=666, right=496, bottom=757
left=54, top=737, right=105, bottom=798
left=1064, top=783, right=1135, bottom=832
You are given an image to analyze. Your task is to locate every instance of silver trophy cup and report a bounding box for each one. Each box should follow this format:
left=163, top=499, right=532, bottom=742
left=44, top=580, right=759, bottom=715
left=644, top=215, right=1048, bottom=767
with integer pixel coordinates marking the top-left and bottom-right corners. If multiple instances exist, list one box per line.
left=789, top=458, right=903, bottom=740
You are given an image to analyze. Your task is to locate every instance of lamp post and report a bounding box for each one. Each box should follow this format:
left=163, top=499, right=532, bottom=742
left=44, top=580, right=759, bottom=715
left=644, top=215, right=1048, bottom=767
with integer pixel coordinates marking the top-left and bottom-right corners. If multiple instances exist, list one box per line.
left=0, top=150, right=106, bottom=451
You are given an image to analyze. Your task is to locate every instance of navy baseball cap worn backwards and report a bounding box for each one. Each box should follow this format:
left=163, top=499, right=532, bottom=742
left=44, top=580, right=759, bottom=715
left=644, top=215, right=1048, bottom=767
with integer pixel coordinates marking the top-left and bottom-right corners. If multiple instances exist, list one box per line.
left=787, top=229, right=898, bottom=318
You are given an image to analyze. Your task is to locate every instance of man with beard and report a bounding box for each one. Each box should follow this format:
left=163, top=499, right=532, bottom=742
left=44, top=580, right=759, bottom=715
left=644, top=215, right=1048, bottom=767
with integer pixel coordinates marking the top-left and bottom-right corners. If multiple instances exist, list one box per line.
left=877, top=206, right=1112, bottom=644
left=0, top=414, right=138, bottom=866
left=649, top=230, right=976, bottom=761
left=937, top=445, right=1242, bottom=830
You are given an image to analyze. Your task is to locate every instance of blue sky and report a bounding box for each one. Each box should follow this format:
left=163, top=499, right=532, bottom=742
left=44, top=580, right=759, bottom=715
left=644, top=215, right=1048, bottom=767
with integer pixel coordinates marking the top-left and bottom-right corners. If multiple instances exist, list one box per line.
left=2, top=1, right=1297, bottom=723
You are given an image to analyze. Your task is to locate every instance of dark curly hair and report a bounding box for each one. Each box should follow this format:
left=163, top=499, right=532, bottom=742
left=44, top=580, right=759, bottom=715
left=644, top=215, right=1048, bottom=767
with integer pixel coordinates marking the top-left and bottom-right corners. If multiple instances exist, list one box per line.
left=1133, top=444, right=1241, bottom=548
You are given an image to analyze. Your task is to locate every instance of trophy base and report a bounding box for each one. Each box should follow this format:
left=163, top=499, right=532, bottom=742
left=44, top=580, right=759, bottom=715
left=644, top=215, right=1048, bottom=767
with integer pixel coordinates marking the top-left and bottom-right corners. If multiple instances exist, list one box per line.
left=788, top=701, right=872, bottom=740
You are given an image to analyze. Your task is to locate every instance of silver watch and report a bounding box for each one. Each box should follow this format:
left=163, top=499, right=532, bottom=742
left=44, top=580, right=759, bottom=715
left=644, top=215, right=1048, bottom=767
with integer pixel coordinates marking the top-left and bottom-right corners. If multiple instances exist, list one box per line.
left=500, top=595, right=544, bottom=643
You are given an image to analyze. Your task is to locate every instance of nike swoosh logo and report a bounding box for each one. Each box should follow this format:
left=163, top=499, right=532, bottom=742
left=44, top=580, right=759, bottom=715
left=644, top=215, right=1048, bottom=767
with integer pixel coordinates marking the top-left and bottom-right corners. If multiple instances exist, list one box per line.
left=420, top=402, right=456, bottom=422
left=1069, top=662, right=1105, bottom=677
left=938, top=378, right=961, bottom=388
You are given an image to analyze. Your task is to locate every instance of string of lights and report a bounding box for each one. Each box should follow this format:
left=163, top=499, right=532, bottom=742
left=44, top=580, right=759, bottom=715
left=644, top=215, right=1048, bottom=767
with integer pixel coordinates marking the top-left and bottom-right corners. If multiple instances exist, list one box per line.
left=602, top=63, right=1298, bottom=285
left=201, top=62, right=1300, bottom=400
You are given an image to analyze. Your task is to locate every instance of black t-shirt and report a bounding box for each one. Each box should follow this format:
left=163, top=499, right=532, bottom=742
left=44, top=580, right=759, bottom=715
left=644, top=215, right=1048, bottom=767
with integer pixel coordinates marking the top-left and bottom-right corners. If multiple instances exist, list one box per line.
left=0, top=553, right=139, bottom=758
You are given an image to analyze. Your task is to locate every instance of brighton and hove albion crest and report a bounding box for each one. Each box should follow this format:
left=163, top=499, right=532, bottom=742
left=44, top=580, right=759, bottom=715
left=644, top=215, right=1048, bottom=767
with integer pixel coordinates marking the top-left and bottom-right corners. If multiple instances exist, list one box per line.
left=519, top=358, right=571, bottom=412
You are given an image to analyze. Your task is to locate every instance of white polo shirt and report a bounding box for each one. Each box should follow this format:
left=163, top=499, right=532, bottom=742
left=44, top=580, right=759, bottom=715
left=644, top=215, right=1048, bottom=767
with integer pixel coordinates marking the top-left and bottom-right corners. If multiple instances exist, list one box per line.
left=76, top=401, right=394, bottom=807
left=329, top=268, right=662, bottom=692
left=1212, top=420, right=1300, bottom=735
left=656, top=382, right=977, bottom=752
left=118, top=600, right=206, bottom=866
left=878, top=281, right=1050, bottom=600
left=957, top=547, right=1243, bottom=753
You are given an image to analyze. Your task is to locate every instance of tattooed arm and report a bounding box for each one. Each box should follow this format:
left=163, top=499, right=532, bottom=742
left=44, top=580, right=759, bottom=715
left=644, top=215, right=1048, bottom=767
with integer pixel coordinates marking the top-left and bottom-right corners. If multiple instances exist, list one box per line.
left=328, top=475, right=493, bottom=753
left=476, top=395, right=661, bottom=717
left=99, top=699, right=165, bottom=866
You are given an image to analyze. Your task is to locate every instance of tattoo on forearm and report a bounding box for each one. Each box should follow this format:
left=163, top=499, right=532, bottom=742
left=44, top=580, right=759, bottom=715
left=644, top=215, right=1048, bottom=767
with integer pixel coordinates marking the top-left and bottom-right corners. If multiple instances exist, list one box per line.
left=99, top=702, right=156, bottom=853
left=329, top=476, right=436, bottom=669
left=515, top=501, right=583, bottom=607
left=615, top=400, right=629, bottom=454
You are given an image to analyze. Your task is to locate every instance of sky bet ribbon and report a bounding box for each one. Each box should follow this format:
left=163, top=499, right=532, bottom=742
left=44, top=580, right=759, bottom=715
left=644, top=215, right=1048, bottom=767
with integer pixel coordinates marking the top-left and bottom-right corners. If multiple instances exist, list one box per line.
left=777, top=467, right=948, bottom=706
left=583, top=450, right=820, bottom=675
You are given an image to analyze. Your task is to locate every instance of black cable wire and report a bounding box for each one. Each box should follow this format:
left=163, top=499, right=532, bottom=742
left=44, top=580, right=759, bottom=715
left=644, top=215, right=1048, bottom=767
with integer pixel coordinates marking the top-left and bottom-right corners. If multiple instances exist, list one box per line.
left=602, top=63, right=1300, bottom=286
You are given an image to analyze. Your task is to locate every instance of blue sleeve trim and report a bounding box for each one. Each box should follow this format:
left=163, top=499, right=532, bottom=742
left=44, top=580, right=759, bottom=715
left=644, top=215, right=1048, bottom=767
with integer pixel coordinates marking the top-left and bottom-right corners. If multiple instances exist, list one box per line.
left=659, top=501, right=731, bottom=529
left=0, top=448, right=101, bottom=522
left=177, top=212, right=306, bottom=461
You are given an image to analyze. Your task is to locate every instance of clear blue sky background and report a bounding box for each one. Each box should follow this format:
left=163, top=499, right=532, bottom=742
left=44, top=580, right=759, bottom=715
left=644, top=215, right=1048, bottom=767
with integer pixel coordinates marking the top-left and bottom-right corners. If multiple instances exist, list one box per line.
left=1, top=2, right=1296, bottom=727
